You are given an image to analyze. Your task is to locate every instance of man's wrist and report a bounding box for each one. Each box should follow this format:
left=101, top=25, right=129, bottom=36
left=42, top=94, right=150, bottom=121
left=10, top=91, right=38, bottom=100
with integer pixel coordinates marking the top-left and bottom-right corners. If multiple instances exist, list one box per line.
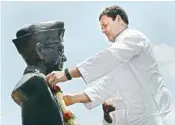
left=72, top=92, right=91, bottom=104
left=64, top=68, right=72, bottom=80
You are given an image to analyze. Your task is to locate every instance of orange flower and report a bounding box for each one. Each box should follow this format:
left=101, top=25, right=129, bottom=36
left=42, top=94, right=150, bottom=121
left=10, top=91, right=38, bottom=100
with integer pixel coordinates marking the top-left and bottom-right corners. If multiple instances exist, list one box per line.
left=51, top=85, right=62, bottom=93
left=63, top=111, right=75, bottom=121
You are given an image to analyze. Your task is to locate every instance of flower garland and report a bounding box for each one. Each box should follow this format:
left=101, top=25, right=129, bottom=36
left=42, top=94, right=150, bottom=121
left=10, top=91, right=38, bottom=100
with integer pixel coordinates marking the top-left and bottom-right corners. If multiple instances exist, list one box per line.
left=51, top=85, right=78, bottom=125
left=63, top=110, right=76, bottom=122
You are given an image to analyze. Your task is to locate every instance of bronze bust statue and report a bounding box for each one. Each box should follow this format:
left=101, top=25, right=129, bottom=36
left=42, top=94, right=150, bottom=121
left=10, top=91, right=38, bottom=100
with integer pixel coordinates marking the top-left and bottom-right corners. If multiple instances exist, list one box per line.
left=11, top=21, right=67, bottom=125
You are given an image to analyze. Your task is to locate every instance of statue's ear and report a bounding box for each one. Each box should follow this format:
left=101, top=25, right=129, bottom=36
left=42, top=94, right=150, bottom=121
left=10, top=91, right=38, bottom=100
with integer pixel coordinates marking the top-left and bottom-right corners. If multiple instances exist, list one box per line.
left=36, top=43, right=44, bottom=60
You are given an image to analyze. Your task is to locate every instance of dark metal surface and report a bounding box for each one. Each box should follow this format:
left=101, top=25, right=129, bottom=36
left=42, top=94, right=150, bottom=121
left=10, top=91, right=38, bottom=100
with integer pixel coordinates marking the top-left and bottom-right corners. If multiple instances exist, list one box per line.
left=11, top=21, right=67, bottom=125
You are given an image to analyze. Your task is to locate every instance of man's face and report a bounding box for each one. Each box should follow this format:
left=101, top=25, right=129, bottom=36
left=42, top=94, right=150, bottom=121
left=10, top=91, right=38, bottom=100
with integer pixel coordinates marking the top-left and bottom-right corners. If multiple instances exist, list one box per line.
left=100, top=15, right=121, bottom=42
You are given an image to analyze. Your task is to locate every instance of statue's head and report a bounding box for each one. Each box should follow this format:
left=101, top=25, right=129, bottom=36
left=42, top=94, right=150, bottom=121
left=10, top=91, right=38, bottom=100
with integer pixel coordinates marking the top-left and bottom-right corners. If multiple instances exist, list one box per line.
left=13, top=21, right=67, bottom=74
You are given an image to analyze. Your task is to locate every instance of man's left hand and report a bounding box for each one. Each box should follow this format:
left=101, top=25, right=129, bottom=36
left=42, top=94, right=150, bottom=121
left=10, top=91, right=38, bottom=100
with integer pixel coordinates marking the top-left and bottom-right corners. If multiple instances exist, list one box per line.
left=46, top=71, right=67, bottom=85
left=62, top=94, right=75, bottom=106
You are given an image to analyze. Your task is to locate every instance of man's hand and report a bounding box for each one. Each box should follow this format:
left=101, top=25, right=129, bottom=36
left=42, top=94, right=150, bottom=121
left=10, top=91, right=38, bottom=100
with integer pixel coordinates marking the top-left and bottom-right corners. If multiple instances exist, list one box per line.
left=46, top=68, right=81, bottom=86
left=46, top=71, right=67, bottom=85
left=62, top=92, right=91, bottom=106
left=62, top=94, right=74, bottom=106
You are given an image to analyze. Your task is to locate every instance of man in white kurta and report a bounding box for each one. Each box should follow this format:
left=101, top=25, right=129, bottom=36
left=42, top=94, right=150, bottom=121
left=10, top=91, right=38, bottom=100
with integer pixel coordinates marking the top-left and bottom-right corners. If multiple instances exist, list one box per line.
left=46, top=5, right=175, bottom=125
left=76, top=28, right=175, bottom=125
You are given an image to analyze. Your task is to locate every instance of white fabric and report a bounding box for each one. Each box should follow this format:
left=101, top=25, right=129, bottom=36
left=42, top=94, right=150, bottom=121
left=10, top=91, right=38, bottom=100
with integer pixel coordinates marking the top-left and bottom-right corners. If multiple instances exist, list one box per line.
left=76, top=28, right=175, bottom=125
left=102, top=97, right=127, bottom=125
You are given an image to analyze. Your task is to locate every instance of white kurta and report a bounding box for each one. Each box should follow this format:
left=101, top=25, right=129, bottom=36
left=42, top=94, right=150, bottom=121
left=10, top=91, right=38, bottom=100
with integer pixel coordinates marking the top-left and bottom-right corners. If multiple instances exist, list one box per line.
left=76, top=28, right=175, bottom=125
left=102, top=97, right=127, bottom=125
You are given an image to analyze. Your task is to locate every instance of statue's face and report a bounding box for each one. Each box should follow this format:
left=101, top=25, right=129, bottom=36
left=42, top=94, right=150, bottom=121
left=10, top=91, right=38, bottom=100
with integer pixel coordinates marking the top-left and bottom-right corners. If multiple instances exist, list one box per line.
left=13, top=22, right=66, bottom=74
left=37, top=41, right=67, bottom=73
left=34, top=29, right=67, bottom=74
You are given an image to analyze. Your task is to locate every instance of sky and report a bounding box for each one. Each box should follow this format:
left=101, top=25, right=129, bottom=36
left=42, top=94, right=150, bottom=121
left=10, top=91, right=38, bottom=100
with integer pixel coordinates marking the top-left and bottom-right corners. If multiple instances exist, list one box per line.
left=1, top=1, right=175, bottom=125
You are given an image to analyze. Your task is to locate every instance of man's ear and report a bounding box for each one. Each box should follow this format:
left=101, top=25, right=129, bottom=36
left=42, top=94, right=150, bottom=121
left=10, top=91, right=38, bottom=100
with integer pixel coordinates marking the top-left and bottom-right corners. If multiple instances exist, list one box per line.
left=36, top=43, right=44, bottom=60
left=116, top=15, right=121, bottom=22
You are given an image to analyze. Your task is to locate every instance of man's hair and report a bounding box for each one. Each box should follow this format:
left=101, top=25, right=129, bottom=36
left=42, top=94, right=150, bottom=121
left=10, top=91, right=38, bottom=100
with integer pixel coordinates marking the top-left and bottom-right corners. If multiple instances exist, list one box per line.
left=99, top=5, right=129, bottom=25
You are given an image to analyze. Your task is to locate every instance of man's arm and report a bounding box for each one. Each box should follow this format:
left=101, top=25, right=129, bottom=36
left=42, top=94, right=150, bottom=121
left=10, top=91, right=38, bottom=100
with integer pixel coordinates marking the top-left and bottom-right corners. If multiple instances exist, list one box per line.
left=69, top=67, right=82, bottom=78
left=46, top=46, right=121, bottom=85
left=46, top=67, right=81, bottom=85
left=46, top=36, right=144, bottom=85
left=63, top=92, right=91, bottom=106
left=63, top=93, right=117, bottom=124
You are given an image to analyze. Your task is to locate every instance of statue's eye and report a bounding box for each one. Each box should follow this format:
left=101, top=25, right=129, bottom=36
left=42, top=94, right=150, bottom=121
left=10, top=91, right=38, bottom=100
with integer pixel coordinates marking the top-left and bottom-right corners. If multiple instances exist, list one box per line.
left=58, top=46, right=63, bottom=52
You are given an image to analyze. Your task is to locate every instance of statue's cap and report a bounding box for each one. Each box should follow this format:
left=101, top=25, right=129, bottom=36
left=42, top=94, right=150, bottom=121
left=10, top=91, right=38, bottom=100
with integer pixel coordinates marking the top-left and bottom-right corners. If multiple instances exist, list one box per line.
left=14, top=21, right=64, bottom=40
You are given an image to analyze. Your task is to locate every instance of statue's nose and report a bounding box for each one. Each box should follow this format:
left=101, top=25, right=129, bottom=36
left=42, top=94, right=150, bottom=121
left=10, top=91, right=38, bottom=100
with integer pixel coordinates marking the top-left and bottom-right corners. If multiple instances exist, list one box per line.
left=62, top=55, right=67, bottom=62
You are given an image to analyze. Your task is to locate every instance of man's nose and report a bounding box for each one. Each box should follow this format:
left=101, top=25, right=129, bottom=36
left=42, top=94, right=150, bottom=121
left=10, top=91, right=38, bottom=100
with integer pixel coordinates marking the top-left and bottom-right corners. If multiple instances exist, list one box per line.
left=102, top=28, right=107, bottom=34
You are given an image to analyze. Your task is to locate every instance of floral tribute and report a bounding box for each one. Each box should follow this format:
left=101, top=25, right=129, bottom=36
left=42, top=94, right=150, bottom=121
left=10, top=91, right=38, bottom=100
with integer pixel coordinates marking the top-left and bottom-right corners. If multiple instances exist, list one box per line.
left=51, top=84, right=78, bottom=125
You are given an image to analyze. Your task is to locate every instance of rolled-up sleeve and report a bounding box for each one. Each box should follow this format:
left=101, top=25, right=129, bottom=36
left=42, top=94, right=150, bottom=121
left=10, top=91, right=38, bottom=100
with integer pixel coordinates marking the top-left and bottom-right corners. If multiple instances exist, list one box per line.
left=76, top=35, right=144, bottom=84
left=83, top=72, right=117, bottom=109
left=76, top=48, right=120, bottom=84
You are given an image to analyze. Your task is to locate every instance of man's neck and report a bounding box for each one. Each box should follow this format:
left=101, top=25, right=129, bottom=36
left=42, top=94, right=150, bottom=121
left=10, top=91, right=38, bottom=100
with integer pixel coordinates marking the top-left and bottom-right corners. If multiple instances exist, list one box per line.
left=114, top=25, right=128, bottom=42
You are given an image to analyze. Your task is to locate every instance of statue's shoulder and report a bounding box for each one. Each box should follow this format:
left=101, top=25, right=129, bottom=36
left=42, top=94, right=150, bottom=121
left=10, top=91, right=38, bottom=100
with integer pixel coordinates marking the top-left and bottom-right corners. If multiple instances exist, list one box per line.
left=15, top=72, right=46, bottom=89
left=12, top=72, right=49, bottom=105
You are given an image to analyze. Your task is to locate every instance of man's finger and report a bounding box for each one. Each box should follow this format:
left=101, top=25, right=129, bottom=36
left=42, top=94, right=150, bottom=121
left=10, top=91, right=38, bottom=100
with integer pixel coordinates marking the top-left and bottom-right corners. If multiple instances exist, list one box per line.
left=46, top=73, right=53, bottom=81
left=51, top=78, right=59, bottom=85
left=46, top=73, right=51, bottom=80
left=48, top=76, right=56, bottom=85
